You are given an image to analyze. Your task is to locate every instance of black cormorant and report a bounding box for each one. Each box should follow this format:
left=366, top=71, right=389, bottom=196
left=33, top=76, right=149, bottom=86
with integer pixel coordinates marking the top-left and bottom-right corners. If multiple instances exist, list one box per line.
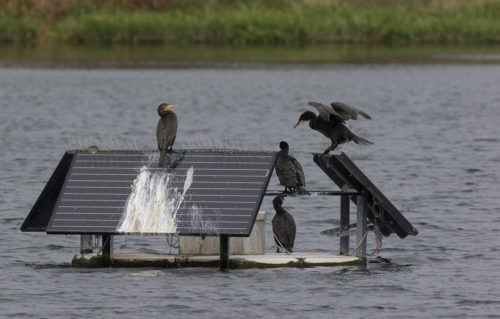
left=156, top=103, right=178, bottom=167
left=275, top=141, right=309, bottom=195
left=294, top=101, right=372, bottom=154
left=272, top=195, right=296, bottom=253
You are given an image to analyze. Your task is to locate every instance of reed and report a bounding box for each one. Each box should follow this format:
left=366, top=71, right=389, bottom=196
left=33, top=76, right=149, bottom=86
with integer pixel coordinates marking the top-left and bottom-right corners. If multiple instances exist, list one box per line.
left=0, top=13, right=39, bottom=43
left=1, top=0, right=499, bottom=45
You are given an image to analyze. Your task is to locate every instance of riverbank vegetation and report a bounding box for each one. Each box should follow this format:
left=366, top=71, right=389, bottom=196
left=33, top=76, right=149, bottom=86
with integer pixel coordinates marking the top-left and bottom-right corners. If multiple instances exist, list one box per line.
left=1, top=0, right=499, bottom=45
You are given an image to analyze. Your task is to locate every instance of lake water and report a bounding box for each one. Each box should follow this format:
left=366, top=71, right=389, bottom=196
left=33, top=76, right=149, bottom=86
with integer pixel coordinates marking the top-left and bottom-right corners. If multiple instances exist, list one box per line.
left=1, top=56, right=500, bottom=318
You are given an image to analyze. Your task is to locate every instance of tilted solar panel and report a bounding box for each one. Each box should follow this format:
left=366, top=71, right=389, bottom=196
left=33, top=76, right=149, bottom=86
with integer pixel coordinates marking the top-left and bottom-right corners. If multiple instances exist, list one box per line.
left=314, top=153, right=418, bottom=238
left=46, top=150, right=276, bottom=236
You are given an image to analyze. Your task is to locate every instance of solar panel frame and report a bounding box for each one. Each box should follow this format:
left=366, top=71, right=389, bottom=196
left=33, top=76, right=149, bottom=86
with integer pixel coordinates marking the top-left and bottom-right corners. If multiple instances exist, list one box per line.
left=20, top=151, right=75, bottom=232
left=45, top=150, right=276, bottom=236
left=313, top=153, right=418, bottom=238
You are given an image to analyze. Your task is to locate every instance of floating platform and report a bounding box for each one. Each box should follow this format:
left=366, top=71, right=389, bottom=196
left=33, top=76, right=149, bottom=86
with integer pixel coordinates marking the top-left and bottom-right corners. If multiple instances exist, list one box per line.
left=72, top=252, right=363, bottom=269
left=22, top=150, right=418, bottom=271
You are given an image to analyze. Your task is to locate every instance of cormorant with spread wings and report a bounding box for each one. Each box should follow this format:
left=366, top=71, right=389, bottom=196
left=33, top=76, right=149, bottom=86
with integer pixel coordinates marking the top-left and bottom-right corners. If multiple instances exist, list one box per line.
left=294, top=101, right=372, bottom=154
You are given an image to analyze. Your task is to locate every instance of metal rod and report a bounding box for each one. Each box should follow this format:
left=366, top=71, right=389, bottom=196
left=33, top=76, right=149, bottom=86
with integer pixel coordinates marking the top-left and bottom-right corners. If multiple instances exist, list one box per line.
left=265, top=190, right=358, bottom=197
left=219, top=235, right=230, bottom=271
left=340, top=194, right=350, bottom=255
left=356, top=193, right=367, bottom=259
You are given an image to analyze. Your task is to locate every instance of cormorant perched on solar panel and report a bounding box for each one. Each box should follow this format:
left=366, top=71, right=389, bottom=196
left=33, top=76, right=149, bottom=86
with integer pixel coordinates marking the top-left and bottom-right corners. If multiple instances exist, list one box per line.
left=275, top=141, right=309, bottom=195
left=272, top=195, right=296, bottom=253
left=293, top=101, right=373, bottom=155
left=157, top=102, right=178, bottom=167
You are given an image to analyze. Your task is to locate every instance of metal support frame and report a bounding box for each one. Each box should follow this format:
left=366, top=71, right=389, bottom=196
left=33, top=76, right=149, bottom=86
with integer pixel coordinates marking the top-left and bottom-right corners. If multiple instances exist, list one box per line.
left=102, top=234, right=113, bottom=267
left=80, top=235, right=93, bottom=254
left=340, top=195, right=350, bottom=255
left=267, top=190, right=363, bottom=258
left=356, top=193, right=367, bottom=259
left=219, top=235, right=230, bottom=271
left=265, top=190, right=358, bottom=197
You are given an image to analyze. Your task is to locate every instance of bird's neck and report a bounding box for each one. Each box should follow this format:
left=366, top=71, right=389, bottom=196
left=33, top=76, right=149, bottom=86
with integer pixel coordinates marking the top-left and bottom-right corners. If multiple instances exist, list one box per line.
left=273, top=203, right=287, bottom=214
left=278, top=148, right=288, bottom=157
left=309, top=116, right=319, bottom=129
left=160, top=110, right=176, bottom=118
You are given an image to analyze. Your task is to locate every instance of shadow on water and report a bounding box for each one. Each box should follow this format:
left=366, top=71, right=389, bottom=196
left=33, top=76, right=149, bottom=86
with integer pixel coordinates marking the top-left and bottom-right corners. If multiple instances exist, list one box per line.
left=1, top=44, right=500, bottom=68
left=24, top=262, right=73, bottom=270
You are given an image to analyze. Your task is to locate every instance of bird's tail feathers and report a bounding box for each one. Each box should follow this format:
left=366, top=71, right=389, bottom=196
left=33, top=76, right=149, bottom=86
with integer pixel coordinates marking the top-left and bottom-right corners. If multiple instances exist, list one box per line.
left=359, top=111, right=372, bottom=120
left=351, top=133, right=373, bottom=145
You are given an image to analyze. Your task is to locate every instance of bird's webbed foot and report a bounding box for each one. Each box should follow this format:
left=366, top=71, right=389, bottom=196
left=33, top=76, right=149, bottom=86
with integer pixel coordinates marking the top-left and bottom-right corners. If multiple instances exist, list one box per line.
left=322, top=143, right=338, bottom=155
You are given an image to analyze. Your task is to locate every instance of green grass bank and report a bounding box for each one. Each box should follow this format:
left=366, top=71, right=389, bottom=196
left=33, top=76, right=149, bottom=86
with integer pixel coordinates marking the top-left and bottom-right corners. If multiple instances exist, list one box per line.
left=1, top=0, right=499, bottom=45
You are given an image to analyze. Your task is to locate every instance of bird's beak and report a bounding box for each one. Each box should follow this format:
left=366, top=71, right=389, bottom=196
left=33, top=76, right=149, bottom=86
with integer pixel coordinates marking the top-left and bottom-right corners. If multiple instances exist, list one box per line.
left=293, top=120, right=304, bottom=129
left=166, top=104, right=178, bottom=110
left=281, top=196, right=286, bottom=202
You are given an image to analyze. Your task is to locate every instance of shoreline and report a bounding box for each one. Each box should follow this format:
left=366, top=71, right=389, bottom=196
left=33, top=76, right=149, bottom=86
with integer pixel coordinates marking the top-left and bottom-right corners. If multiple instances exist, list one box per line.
left=1, top=43, right=500, bottom=67
left=1, top=0, right=499, bottom=46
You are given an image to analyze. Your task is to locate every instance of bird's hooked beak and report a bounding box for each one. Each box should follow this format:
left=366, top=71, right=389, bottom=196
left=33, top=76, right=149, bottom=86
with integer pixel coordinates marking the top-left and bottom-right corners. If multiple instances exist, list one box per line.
left=293, top=120, right=304, bottom=129
left=166, top=104, right=178, bottom=110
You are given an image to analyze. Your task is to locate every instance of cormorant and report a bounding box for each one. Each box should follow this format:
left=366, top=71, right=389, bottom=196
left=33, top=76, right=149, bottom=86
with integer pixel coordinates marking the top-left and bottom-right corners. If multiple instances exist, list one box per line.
left=294, top=101, right=372, bottom=154
left=272, top=195, right=296, bottom=253
left=156, top=103, right=178, bottom=167
left=275, top=141, right=309, bottom=195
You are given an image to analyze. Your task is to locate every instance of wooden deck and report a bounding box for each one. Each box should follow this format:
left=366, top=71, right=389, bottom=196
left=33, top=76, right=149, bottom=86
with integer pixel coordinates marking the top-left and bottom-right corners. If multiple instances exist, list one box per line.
left=72, top=252, right=364, bottom=269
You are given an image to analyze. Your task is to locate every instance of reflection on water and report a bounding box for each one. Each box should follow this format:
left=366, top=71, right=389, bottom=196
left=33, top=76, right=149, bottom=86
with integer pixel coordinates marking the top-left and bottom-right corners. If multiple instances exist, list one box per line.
left=1, top=44, right=500, bottom=68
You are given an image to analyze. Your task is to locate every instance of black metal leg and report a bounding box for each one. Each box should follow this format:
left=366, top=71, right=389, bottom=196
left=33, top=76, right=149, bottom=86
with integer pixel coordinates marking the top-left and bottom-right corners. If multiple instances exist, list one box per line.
left=219, top=235, right=230, bottom=271
left=356, top=193, right=367, bottom=259
left=340, top=194, right=350, bottom=254
left=102, top=234, right=113, bottom=267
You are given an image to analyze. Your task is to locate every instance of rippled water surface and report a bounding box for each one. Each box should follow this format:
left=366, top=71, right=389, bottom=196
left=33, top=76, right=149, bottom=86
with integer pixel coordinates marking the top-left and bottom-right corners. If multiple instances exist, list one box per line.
left=1, top=63, right=500, bottom=318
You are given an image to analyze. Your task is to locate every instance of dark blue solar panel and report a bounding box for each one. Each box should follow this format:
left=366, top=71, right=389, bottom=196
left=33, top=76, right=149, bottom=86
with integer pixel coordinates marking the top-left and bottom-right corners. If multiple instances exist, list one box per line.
left=46, top=150, right=276, bottom=236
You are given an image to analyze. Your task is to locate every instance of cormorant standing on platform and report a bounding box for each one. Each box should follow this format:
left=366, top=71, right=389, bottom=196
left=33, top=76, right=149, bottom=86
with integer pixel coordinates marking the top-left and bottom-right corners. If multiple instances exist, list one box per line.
left=157, top=103, right=178, bottom=167
left=272, top=195, right=296, bottom=253
left=293, top=101, right=372, bottom=154
left=275, top=141, right=309, bottom=195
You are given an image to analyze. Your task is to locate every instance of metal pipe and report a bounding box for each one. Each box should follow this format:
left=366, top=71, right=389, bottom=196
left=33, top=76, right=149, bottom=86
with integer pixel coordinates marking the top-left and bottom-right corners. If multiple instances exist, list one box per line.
left=265, top=190, right=358, bottom=196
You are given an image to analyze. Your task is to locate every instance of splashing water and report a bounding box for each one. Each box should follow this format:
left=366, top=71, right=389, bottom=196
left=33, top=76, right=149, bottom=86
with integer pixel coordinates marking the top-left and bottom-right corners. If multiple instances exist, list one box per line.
left=118, top=166, right=195, bottom=234
left=186, top=205, right=221, bottom=235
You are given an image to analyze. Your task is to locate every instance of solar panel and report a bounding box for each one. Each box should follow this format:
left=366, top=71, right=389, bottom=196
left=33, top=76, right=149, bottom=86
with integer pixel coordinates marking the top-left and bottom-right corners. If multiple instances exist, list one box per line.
left=314, top=153, right=418, bottom=238
left=21, top=152, right=75, bottom=232
left=45, top=150, right=276, bottom=236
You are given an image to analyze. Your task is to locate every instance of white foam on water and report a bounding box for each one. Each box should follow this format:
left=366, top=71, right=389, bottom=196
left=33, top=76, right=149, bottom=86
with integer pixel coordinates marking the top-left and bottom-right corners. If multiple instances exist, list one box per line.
left=118, top=166, right=195, bottom=234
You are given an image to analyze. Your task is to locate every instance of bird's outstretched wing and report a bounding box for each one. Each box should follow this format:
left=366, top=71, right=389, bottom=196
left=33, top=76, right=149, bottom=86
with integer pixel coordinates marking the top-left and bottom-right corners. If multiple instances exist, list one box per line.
left=308, top=101, right=344, bottom=124
left=330, top=101, right=372, bottom=121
